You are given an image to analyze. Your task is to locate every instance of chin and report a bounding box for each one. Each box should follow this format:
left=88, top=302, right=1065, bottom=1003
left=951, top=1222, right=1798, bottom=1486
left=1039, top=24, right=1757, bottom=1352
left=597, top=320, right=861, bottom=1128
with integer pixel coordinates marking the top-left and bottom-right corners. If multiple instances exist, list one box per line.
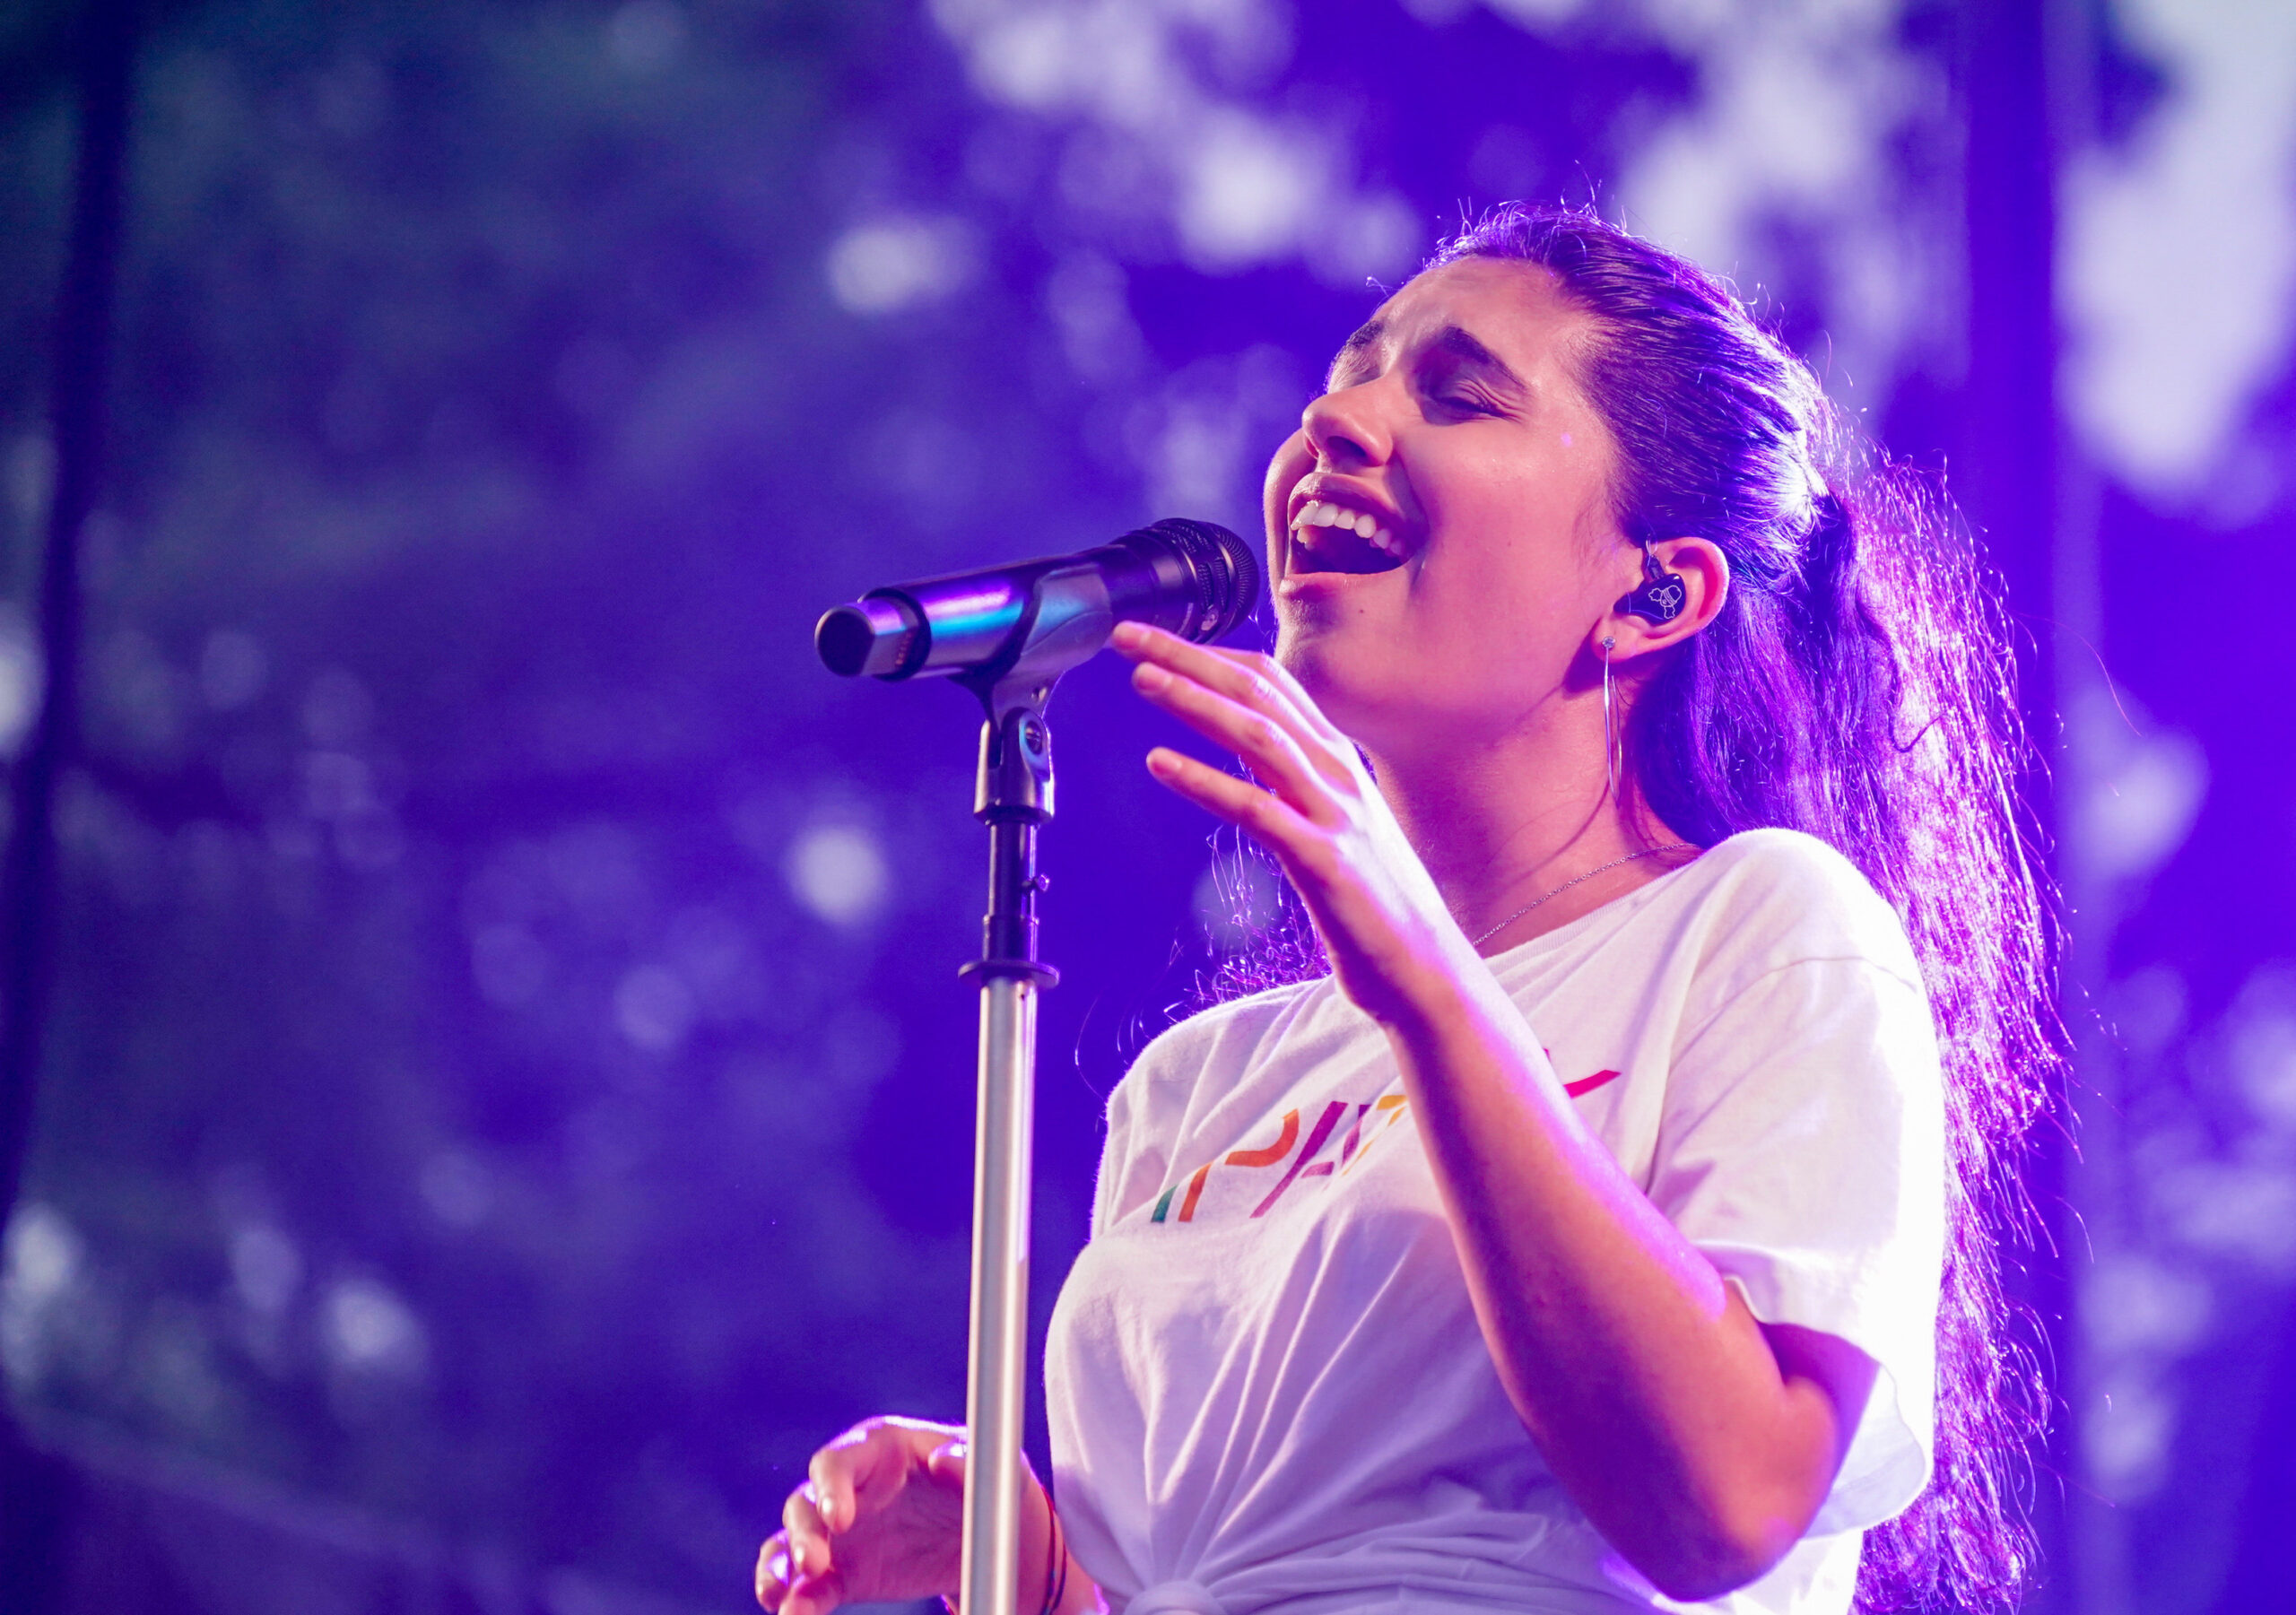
left=1275, top=630, right=1410, bottom=748
left=1279, top=629, right=1518, bottom=764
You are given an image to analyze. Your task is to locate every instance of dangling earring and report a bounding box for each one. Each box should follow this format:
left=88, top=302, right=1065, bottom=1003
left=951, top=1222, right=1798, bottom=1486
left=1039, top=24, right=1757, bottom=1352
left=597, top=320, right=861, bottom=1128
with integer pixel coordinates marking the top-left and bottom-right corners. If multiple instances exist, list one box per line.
left=1599, top=636, right=1619, bottom=803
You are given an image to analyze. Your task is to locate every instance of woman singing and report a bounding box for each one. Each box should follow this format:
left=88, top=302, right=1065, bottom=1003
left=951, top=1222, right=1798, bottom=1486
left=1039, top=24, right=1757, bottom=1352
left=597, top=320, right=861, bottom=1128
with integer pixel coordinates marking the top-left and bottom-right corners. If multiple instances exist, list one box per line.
left=755, top=204, right=2052, bottom=1615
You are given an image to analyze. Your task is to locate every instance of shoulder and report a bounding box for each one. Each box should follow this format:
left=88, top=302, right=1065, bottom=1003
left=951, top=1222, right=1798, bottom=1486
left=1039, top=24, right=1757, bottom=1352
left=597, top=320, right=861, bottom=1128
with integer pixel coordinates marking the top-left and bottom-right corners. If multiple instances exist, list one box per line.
left=1108, top=977, right=1327, bottom=1121
left=1659, top=829, right=1924, bottom=995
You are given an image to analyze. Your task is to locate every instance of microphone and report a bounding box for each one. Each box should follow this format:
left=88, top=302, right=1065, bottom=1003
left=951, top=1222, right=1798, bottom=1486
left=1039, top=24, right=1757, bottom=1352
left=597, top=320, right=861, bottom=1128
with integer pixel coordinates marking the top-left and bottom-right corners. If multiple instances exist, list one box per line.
left=814, top=517, right=1261, bottom=688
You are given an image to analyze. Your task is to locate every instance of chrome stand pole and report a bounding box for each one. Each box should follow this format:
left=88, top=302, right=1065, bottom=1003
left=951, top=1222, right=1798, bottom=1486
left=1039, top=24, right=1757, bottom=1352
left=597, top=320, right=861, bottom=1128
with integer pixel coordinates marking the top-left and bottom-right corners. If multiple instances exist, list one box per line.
left=957, top=699, right=1056, bottom=1615
left=961, top=972, right=1036, bottom=1615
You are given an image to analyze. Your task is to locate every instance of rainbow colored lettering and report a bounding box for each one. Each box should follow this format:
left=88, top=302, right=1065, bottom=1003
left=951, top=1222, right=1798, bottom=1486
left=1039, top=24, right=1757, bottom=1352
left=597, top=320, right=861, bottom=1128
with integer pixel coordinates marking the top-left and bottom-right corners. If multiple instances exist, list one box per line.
left=1148, top=1064, right=1622, bottom=1226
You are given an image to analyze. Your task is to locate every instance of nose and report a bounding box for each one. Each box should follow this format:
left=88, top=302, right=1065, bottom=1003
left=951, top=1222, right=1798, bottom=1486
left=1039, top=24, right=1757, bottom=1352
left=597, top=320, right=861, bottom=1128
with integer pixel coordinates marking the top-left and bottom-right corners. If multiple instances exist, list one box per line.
left=1300, top=380, right=1392, bottom=468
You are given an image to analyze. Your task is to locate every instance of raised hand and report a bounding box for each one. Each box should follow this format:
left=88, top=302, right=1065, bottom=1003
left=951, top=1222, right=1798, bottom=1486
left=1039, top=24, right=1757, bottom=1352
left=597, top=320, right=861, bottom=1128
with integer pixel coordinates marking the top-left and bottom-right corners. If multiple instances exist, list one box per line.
left=1110, top=621, right=1475, bottom=1029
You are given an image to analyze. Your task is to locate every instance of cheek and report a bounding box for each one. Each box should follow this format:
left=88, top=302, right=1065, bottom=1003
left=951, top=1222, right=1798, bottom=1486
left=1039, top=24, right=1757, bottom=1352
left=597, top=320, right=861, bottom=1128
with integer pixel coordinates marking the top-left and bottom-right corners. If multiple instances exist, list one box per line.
left=1410, top=477, right=1613, bottom=673
left=1262, top=432, right=1312, bottom=532
left=1430, top=435, right=1605, bottom=563
left=1424, top=485, right=1590, bottom=612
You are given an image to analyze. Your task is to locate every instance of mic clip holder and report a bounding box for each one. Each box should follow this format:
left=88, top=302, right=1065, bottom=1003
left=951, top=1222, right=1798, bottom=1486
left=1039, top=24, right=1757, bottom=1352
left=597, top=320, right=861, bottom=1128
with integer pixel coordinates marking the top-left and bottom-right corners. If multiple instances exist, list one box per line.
left=953, top=560, right=1118, bottom=989
left=958, top=694, right=1057, bottom=991
left=970, top=562, right=1113, bottom=721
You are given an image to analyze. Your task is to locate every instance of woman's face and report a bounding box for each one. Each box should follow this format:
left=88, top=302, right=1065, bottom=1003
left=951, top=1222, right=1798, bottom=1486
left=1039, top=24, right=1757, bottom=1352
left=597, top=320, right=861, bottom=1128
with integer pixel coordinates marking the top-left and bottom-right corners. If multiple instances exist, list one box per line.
left=1262, top=256, right=1631, bottom=760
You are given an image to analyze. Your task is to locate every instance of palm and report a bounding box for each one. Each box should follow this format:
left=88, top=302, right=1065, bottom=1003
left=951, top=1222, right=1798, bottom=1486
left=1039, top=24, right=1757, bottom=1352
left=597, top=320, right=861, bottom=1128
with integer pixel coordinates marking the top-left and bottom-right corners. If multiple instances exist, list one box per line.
left=832, top=1456, right=963, bottom=1603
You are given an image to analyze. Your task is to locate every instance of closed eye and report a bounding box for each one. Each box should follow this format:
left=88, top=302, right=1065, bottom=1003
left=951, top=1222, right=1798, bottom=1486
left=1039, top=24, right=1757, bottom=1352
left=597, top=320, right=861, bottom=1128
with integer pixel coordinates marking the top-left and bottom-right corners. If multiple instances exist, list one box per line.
left=1424, top=386, right=1502, bottom=420
left=1418, top=325, right=1526, bottom=419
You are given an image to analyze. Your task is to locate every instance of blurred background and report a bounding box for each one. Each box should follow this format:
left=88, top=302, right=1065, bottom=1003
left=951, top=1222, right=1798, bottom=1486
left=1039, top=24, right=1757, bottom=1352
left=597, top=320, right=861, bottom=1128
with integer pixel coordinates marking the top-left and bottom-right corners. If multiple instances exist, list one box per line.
left=0, top=0, right=2291, bottom=1610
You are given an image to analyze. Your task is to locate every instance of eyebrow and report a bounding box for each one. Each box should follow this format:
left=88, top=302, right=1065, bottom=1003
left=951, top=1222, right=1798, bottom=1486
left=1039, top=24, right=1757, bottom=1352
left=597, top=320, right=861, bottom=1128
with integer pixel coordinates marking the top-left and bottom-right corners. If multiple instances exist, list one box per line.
left=1327, top=318, right=1386, bottom=387
left=1326, top=319, right=1529, bottom=396
left=1428, top=325, right=1528, bottom=395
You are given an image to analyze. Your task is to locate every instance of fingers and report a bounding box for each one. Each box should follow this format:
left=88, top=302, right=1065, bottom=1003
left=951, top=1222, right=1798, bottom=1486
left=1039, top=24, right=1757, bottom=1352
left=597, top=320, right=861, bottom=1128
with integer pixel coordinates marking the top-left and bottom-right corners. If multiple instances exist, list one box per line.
left=926, top=1435, right=969, bottom=1488
left=769, top=1418, right=964, bottom=1615
left=1113, top=622, right=1329, bottom=737
left=782, top=1485, right=839, bottom=1588
left=808, top=1434, right=865, bottom=1536
left=758, top=1517, right=843, bottom=1615
left=760, top=1428, right=872, bottom=1615
left=1145, top=747, right=1324, bottom=876
left=756, top=1533, right=793, bottom=1611
left=809, top=1416, right=953, bottom=1533
left=1111, top=622, right=1352, bottom=765
left=1132, top=664, right=1335, bottom=821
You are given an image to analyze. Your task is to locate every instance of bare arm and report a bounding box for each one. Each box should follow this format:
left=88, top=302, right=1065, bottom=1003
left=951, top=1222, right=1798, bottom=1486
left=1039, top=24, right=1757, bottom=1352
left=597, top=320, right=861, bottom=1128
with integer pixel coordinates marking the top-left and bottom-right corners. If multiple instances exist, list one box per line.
left=1115, top=622, right=1875, bottom=1598
left=1385, top=965, right=1874, bottom=1595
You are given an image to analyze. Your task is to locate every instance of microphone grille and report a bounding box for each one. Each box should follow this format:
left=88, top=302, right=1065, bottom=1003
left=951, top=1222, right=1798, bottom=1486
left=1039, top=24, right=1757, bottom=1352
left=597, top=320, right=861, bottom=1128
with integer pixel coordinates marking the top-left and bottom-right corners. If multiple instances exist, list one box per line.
left=1130, top=517, right=1262, bottom=644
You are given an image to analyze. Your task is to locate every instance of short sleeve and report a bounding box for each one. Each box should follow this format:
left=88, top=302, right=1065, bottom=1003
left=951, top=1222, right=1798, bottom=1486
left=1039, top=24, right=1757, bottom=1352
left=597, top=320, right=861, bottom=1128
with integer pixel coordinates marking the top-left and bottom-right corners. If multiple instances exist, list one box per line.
left=1091, top=1073, right=1142, bottom=1239
left=1090, top=1030, right=1187, bottom=1237
left=1650, top=954, right=1946, bottom=1536
left=1087, top=985, right=1310, bottom=1238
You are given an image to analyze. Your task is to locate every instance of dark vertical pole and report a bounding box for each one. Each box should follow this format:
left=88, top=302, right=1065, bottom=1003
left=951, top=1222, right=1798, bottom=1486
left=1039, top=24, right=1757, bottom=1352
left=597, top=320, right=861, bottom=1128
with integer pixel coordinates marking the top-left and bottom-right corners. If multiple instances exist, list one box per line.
left=0, top=0, right=135, bottom=1241
left=1962, top=4, right=2055, bottom=615
left=0, top=2, right=137, bottom=1602
left=2033, top=0, right=2118, bottom=1608
left=1960, top=0, right=2087, bottom=1611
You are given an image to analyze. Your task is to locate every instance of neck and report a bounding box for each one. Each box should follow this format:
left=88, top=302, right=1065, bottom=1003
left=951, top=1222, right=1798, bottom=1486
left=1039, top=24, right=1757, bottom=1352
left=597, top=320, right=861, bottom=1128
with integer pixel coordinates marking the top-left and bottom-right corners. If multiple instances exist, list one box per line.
left=1361, top=682, right=1683, bottom=948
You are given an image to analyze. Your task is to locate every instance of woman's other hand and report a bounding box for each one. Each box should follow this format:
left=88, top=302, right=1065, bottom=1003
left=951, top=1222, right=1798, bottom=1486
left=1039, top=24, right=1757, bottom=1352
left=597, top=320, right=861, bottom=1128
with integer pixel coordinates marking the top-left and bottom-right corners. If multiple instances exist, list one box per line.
left=756, top=1419, right=1091, bottom=1615
left=1111, top=621, right=1470, bottom=1030
left=755, top=1417, right=966, bottom=1615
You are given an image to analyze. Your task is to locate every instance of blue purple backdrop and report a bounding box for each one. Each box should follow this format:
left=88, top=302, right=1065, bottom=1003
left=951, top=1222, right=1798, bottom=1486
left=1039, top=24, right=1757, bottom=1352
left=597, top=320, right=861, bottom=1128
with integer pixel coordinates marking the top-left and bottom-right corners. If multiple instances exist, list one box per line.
left=0, top=2, right=2291, bottom=1611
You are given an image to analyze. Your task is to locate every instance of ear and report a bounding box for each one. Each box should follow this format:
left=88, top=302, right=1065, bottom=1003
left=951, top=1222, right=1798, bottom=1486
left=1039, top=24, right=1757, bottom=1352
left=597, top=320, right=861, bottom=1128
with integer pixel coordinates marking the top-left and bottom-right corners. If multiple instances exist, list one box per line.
left=1594, top=537, right=1729, bottom=662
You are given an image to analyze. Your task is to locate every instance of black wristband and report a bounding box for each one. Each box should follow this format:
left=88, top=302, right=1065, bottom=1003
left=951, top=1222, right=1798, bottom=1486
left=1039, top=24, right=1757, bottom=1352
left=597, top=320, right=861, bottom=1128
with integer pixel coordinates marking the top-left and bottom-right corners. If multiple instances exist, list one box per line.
left=1040, top=1501, right=1067, bottom=1615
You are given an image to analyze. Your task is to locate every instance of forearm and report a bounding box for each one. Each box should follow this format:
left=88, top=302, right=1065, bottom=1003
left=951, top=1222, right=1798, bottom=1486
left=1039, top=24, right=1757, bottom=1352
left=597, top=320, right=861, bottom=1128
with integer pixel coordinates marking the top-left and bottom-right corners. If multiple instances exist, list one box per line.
left=1382, top=962, right=1846, bottom=1597
left=1042, top=1542, right=1104, bottom=1615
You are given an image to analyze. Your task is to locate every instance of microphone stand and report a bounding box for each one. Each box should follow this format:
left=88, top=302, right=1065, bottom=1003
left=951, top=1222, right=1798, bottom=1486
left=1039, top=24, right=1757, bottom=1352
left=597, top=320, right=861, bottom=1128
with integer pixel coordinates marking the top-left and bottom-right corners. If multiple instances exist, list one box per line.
left=951, top=569, right=1111, bottom=1615
left=824, top=534, right=1252, bottom=1615
left=956, top=687, right=1055, bottom=1615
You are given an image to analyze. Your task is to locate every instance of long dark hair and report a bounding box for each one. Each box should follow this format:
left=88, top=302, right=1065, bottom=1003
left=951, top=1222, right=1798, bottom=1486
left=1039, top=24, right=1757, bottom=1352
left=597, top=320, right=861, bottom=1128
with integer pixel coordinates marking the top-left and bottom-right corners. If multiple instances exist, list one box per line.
left=1431, top=204, right=2057, bottom=1611
left=1206, top=204, right=2057, bottom=1610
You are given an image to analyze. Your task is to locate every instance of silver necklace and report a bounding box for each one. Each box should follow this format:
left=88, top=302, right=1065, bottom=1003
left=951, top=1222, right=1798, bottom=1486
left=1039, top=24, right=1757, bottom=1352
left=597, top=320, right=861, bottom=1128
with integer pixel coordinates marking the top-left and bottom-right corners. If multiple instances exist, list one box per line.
left=1469, top=844, right=1697, bottom=949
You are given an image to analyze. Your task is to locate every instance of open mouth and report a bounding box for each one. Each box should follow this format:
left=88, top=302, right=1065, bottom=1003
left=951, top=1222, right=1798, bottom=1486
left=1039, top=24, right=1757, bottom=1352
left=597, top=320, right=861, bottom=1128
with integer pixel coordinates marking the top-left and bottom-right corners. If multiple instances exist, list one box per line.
left=1288, top=498, right=1409, bottom=577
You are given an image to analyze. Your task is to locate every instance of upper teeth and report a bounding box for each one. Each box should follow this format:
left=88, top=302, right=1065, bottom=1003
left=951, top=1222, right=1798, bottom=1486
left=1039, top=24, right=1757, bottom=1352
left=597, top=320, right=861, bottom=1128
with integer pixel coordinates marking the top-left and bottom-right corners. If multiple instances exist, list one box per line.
left=1293, top=499, right=1403, bottom=557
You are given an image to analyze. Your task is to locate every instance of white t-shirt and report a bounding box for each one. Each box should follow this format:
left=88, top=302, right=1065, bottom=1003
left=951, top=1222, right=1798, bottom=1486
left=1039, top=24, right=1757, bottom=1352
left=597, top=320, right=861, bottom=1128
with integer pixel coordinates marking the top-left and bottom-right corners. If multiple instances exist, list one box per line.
left=1044, top=829, right=1945, bottom=1615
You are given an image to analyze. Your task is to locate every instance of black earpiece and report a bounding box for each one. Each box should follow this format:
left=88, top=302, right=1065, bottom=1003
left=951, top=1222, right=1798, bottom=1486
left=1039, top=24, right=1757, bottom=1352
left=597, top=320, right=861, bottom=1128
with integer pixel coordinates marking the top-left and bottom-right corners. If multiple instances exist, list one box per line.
left=1616, top=541, right=1687, bottom=625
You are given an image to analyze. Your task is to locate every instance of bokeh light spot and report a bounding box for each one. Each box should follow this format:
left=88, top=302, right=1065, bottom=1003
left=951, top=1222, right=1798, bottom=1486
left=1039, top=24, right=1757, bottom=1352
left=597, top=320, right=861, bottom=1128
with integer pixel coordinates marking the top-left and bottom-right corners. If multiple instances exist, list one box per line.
left=323, top=1277, right=427, bottom=1376
left=0, top=602, right=42, bottom=756
left=4, top=1203, right=83, bottom=1309
left=785, top=822, right=890, bottom=928
left=302, top=667, right=375, bottom=747
left=826, top=217, right=978, bottom=314
left=472, top=923, right=551, bottom=1006
left=615, top=964, right=697, bottom=1053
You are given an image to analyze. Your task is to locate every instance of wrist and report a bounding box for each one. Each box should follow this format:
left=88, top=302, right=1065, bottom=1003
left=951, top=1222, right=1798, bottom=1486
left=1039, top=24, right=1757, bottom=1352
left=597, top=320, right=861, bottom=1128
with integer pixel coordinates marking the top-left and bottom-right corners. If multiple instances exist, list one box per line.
left=1039, top=1487, right=1069, bottom=1615
left=1006, top=1470, right=1099, bottom=1615
left=1365, top=940, right=1507, bottom=1047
